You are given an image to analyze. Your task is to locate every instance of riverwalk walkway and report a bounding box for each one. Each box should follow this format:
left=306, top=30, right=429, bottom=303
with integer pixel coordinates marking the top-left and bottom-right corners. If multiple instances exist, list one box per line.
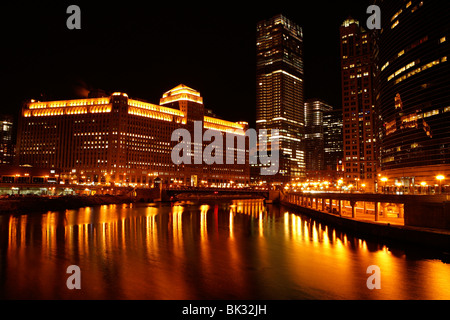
left=280, top=192, right=450, bottom=250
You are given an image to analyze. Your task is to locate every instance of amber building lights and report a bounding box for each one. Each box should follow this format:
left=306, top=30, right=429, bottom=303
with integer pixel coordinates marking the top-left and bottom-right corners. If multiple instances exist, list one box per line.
left=376, top=0, right=450, bottom=193
left=16, top=85, right=250, bottom=188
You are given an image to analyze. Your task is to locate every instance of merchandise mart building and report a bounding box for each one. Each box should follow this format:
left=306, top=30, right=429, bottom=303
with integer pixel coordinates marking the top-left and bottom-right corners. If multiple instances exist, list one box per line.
left=16, top=85, right=250, bottom=188
left=376, top=0, right=450, bottom=192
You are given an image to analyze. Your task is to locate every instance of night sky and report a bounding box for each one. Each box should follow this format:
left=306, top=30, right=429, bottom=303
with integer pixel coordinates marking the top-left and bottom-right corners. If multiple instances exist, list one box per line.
left=1, top=1, right=371, bottom=127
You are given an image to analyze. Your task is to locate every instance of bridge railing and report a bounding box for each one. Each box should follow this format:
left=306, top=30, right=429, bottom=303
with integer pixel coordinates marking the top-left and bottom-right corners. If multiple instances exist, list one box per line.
left=164, top=186, right=269, bottom=193
left=282, top=191, right=408, bottom=226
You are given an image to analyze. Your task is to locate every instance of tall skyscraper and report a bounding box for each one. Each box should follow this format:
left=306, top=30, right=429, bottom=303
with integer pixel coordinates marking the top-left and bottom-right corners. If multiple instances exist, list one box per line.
left=0, top=115, right=14, bottom=165
left=376, top=0, right=450, bottom=193
left=304, top=99, right=333, bottom=173
left=256, top=14, right=305, bottom=184
left=340, top=18, right=377, bottom=191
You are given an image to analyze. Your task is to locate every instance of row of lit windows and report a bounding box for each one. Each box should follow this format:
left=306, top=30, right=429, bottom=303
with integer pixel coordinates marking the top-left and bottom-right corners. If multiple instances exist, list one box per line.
left=391, top=1, right=423, bottom=29
left=394, top=56, right=447, bottom=85
left=28, top=98, right=110, bottom=110
left=387, top=60, right=419, bottom=81
left=381, top=36, right=429, bottom=73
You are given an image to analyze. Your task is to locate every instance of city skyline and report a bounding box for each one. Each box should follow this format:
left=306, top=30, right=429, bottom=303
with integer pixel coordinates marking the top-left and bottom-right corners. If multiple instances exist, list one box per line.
left=2, top=1, right=450, bottom=303
left=2, top=1, right=371, bottom=126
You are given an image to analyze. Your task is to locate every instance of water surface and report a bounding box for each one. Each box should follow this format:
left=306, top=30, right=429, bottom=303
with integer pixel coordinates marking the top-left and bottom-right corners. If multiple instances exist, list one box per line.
left=1, top=199, right=449, bottom=299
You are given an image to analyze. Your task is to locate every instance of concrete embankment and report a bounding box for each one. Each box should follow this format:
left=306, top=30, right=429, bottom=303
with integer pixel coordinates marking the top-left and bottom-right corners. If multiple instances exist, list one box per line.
left=0, top=195, right=135, bottom=214
left=281, top=201, right=450, bottom=251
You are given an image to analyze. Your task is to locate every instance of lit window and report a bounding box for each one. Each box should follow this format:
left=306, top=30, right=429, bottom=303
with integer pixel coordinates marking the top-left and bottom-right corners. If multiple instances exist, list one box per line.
left=394, top=57, right=445, bottom=85
left=423, top=109, right=440, bottom=118
left=391, top=9, right=402, bottom=22
left=440, top=37, right=447, bottom=44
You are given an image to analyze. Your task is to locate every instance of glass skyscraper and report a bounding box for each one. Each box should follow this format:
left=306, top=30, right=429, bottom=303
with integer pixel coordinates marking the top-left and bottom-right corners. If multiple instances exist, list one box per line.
left=323, top=108, right=344, bottom=172
left=256, top=14, right=305, bottom=184
left=304, top=99, right=333, bottom=172
left=0, top=115, right=14, bottom=165
left=376, top=0, right=450, bottom=192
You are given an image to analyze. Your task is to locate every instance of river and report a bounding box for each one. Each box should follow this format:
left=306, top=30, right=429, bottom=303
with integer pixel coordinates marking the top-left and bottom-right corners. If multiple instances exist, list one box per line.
left=1, top=199, right=449, bottom=300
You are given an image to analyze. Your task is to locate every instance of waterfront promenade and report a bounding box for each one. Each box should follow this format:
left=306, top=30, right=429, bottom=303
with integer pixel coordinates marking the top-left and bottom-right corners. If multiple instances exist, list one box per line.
left=280, top=191, right=450, bottom=250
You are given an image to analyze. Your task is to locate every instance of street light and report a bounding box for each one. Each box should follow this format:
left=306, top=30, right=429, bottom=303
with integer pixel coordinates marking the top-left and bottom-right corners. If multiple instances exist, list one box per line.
left=436, top=175, right=445, bottom=194
left=337, top=179, right=343, bottom=192
left=395, top=182, right=402, bottom=194
left=420, top=181, right=427, bottom=194
left=381, top=177, right=388, bottom=194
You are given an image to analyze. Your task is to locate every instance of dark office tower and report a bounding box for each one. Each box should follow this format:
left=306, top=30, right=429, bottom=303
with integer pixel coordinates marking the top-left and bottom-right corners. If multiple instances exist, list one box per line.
left=256, top=14, right=304, bottom=184
left=340, top=18, right=377, bottom=192
left=0, top=115, right=14, bottom=165
left=323, top=108, right=344, bottom=172
left=376, top=0, right=450, bottom=192
left=305, top=99, right=333, bottom=173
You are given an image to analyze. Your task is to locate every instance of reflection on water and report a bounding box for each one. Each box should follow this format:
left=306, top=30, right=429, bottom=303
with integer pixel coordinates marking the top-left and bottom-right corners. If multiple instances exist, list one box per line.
left=1, top=199, right=450, bottom=300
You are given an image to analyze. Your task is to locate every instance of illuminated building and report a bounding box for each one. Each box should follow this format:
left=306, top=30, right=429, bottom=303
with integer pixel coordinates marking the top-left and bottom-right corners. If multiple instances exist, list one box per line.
left=16, top=85, right=250, bottom=187
left=376, top=0, right=450, bottom=192
left=256, top=14, right=305, bottom=184
left=0, top=115, right=14, bottom=165
left=323, top=108, right=343, bottom=172
left=305, top=99, right=333, bottom=173
left=340, top=18, right=377, bottom=192
left=0, top=166, right=59, bottom=184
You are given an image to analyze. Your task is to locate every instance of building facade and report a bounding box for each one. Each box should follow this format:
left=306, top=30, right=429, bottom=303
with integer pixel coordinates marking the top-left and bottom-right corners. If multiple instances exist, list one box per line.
left=323, top=108, right=343, bottom=172
left=256, top=14, right=305, bottom=184
left=304, top=99, right=333, bottom=173
left=340, top=18, right=377, bottom=192
left=0, top=115, right=14, bottom=165
left=376, top=0, right=450, bottom=193
left=16, top=85, right=250, bottom=188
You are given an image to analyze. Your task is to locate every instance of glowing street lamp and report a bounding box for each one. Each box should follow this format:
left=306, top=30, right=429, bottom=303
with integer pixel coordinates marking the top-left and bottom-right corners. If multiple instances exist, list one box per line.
left=381, top=177, right=388, bottom=193
left=436, top=175, right=445, bottom=194
left=420, top=181, right=427, bottom=194
left=337, top=179, right=344, bottom=192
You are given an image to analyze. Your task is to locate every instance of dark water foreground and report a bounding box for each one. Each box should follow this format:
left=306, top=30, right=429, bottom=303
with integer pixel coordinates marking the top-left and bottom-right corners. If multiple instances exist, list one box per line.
left=1, top=199, right=449, bottom=300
